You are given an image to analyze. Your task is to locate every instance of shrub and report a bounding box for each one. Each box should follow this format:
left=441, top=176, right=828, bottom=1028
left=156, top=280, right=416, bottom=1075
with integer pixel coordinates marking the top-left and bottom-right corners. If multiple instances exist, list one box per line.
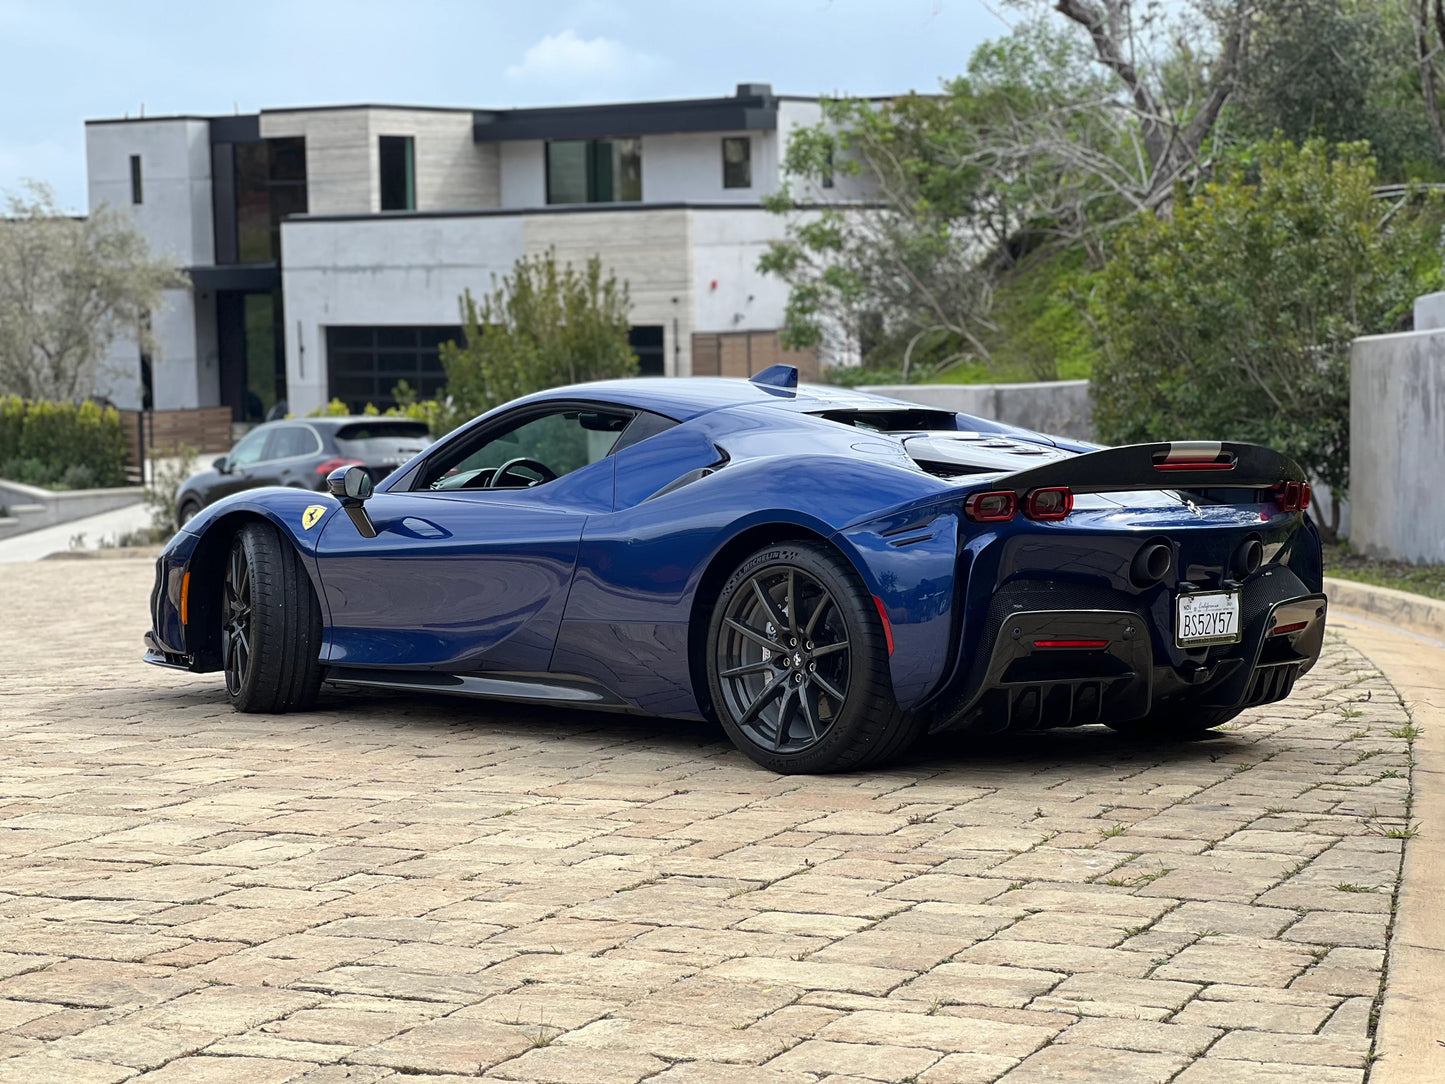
left=0, top=396, right=129, bottom=488
left=144, top=443, right=198, bottom=539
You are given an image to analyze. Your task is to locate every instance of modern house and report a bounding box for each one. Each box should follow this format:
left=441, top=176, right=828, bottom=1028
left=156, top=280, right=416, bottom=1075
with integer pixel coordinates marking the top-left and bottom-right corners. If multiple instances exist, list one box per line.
left=84, top=84, right=844, bottom=421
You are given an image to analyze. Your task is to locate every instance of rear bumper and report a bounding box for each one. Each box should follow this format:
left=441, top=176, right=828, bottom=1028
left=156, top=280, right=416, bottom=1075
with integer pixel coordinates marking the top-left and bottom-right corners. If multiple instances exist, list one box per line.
left=927, top=578, right=1327, bottom=733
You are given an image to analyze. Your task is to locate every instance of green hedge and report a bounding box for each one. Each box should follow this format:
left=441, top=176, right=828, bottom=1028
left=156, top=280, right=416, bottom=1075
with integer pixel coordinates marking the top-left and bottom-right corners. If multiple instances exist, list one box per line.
left=0, top=396, right=130, bottom=489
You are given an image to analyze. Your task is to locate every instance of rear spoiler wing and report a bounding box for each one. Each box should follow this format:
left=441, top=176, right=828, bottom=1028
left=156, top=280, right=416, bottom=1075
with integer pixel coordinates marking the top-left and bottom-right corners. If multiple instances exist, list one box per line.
left=994, top=441, right=1306, bottom=496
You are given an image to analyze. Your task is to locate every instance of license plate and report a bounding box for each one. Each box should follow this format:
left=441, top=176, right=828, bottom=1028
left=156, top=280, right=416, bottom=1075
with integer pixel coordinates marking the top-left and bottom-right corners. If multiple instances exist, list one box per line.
left=1176, top=590, right=1241, bottom=647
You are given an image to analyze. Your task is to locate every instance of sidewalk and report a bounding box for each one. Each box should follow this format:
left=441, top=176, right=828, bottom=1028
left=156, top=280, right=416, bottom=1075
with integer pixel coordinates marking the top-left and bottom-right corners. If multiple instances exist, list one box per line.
left=1330, top=610, right=1445, bottom=1082
left=0, top=500, right=151, bottom=563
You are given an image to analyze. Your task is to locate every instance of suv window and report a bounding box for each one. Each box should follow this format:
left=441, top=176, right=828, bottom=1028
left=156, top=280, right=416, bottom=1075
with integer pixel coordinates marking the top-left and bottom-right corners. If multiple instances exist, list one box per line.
left=228, top=428, right=269, bottom=468
left=265, top=425, right=320, bottom=460
left=422, top=407, right=633, bottom=491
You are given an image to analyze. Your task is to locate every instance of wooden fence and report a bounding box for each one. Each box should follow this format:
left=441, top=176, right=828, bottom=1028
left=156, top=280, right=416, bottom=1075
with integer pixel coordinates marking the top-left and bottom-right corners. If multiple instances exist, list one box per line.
left=118, top=407, right=235, bottom=481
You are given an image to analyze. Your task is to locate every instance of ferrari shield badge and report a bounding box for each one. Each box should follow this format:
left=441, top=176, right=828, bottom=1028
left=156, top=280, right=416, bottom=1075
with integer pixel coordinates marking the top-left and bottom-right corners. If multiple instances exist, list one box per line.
left=302, top=505, right=326, bottom=530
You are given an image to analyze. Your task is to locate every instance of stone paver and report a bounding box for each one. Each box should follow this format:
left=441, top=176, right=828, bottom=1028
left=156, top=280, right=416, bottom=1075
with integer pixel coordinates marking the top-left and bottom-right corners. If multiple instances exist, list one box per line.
left=0, top=560, right=1419, bottom=1080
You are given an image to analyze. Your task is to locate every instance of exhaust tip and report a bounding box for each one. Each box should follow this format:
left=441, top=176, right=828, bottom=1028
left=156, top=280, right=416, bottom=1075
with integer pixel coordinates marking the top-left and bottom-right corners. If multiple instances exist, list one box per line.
left=1234, top=537, right=1264, bottom=578
left=1131, top=541, right=1173, bottom=587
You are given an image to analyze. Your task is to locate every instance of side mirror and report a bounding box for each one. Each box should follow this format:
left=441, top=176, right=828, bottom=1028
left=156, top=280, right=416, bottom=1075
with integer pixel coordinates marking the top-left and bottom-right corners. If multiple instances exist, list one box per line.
left=326, top=465, right=377, bottom=538
left=214, top=456, right=230, bottom=474
left=327, top=464, right=374, bottom=502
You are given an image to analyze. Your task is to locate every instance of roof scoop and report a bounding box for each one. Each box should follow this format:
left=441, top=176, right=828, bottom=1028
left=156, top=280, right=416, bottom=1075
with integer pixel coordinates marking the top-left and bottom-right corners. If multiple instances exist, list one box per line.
left=749, top=365, right=798, bottom=390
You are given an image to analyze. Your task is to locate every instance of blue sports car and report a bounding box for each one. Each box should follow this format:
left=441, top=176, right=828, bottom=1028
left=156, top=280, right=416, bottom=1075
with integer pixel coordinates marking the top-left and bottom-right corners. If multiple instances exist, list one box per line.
left=144, top=367, right=1327, bottom=773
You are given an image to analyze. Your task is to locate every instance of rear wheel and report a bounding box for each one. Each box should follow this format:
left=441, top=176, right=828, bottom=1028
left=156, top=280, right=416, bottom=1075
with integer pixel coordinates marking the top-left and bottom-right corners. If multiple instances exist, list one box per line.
left=705, top=542, right=920, bottom=773
left=1106, top=705, right=1243, bottom=739
left=223, top=522, right=323, bottom=713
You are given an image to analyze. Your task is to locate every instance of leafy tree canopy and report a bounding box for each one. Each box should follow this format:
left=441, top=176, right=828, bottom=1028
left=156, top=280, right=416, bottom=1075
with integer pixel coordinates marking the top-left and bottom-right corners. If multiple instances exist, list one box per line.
left=0, top=182, right=184, bottom=402
left=1089, top=139, right=1442, bottom=537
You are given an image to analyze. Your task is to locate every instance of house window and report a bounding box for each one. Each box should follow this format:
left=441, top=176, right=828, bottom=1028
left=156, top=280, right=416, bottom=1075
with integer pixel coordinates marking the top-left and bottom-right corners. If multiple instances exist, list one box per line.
left=822, top=145, right=835, bottom=189
left=230, top=137, right=307, bottom=264
left=326, top=325, right=458, bottom=411
left=722, top=137, right=751, bottom=189
left=130, top=155, right=143, bottom=204
left=379, top=135, right=416, bottom=211
left=546, top=139, right=642, bottom=204
left=629, top=325, right=665, bottom=376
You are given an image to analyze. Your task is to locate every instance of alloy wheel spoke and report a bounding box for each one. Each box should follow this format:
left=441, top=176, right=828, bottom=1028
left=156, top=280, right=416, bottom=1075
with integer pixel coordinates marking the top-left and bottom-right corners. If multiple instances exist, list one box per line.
left=804, top=594, right=831, bottom=638
left=720, top=659, right=773, bottom=679
left=809, top=640, right=849, bottom=659
left=812, top=672, right=847, bottom=706
left=725, top=617, right=778, bottom=653
left=749, top=577, right=789, bottom=637
left=799, top=683, right=821, bottom=742
left=772, top=684, right=799, bottom=750
left=737, top=676, right=787, bottom=728
left=785, top=570, right=800, bottom=639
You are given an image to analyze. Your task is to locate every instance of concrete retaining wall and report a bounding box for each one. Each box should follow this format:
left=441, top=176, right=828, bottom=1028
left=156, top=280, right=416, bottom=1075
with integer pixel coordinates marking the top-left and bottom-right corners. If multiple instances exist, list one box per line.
left=1350, top=328, right=1445, bottom=563
left=0, top=479, right=144, bottom=537
left=859, top=380, right=1094, bottom=441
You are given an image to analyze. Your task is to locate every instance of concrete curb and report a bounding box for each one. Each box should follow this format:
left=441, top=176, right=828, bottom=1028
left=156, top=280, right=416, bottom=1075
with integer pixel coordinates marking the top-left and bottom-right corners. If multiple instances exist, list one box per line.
left=1328, top=615, right=1445, bottom=1082
left=1324, top=576, right=1445, bottom=641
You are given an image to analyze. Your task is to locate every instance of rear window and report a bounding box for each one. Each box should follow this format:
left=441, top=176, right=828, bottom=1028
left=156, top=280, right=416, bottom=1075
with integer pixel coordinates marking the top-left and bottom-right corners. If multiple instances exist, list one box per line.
left=812, top=408, right=960, bottom=432
left=334, top=421, right=431, bottom=441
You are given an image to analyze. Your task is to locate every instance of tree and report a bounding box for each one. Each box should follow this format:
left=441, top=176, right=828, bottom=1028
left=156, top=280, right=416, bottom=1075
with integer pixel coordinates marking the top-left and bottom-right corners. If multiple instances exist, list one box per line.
left=1232, top=0, right=1439, bottom=183
left=1089, top=139, right=1441, bottom=538
left=1040, top=0, right=1257, bottom=210
left=759, top=21, right=1115, bottom=378
left=439, top=251, right=637, bottom=419
left=0, top=182, right=184, bottom=401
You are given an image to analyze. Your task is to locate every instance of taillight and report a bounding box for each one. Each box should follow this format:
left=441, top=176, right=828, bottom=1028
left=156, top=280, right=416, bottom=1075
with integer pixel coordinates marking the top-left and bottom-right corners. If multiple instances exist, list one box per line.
left=965, top=490, right=1018, bottom=522
left=1023, top=487, right=1073, bottom=521
left=1274, top=481, right=1307, bottom=512
left=316, top=457, right=365, bottom=475
left=1034, top=639, right=1108, bottom=649
left=1270, top=621, right=1308, bottom=637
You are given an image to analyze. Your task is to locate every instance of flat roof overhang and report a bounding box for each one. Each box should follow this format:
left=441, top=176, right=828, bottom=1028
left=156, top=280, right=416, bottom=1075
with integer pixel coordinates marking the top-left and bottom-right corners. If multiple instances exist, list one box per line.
left=187, top=264, right=281, bottom=292
left=472, top=89, right=777, bottom=143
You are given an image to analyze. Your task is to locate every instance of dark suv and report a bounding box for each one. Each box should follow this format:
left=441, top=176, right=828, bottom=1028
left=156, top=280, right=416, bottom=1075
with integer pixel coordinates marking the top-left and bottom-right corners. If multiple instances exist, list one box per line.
left=175, top=417, right=431, bottom=525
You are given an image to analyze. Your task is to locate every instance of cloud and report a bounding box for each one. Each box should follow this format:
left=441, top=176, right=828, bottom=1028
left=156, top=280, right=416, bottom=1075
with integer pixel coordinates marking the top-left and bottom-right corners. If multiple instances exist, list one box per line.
left=505, top=29, right=655, bottom=84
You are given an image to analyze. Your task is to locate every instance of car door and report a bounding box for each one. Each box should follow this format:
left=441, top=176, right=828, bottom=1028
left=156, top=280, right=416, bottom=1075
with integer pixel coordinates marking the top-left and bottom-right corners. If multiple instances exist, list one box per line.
left=312, top=404, right=633, bottom=675
left=211, top=427, right=270, bottom=500
left=262, top=424, right=324, bottom=488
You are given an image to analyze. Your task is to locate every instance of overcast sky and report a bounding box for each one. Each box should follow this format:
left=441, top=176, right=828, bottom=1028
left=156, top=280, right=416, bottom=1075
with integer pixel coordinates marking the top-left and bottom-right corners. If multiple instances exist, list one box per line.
left=0, top=0, right=1008, bottom=212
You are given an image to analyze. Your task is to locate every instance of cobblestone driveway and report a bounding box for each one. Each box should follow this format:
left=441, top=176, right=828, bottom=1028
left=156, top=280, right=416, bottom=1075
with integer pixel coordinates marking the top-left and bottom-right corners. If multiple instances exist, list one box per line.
left=0, top=560, right=1417, bottom=1083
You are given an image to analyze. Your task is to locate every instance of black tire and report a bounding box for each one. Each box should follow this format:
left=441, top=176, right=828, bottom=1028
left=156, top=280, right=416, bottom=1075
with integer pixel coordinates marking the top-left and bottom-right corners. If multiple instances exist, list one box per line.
left=1106, top=705, right=1243, bottom=739
left=223, top=521, right=323, bottom=713
left=705, top=541, right=921, bottom=773
left=178, top=499, right=201, bottom=527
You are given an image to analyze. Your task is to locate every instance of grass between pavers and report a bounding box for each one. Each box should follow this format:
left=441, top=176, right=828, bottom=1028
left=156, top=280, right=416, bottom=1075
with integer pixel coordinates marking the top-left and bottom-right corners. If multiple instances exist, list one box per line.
left=1324, top=543, right=1445, bottom=602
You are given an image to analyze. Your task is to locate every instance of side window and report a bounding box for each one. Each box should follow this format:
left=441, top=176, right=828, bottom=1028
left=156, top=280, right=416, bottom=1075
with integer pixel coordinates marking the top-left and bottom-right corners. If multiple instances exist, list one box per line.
left=228, top=429, right=269, bottom=468
left=422, top=408, right=633, bottom=491
left=266, top=426, right=319, bottom=460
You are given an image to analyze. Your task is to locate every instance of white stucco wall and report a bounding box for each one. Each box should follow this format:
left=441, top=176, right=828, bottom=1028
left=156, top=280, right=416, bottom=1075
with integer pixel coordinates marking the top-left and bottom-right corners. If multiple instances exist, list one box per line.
left=85, top=118, right=212, bottom=409
left=85, top=117, right=214, bottom=265
left=499, top=141, right=547, bottom=208
left=280, top=204, right=802, bottom=413
left=1350, top=327, right=1445, bottom=562
left=690, top=208, right=793, bottom=333
left=639, top=130, right=780, bottom=203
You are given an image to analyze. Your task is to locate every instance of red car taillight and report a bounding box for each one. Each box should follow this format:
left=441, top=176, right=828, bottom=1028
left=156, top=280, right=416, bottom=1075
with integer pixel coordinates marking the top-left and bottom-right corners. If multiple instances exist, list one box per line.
left=316, top=457, right=365, bottom=475
left=1023, top=486, right=1073, bottom=521
left=1274, top=481, right=1310, bottom=513
left=965, top=490, right=1018, bottom=523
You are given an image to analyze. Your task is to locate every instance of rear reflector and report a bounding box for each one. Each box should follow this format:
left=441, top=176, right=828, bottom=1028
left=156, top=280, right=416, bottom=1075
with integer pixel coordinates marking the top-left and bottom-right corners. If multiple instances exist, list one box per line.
left=1033, top=639, right=1108, bottom=649
left=1270, top=621, right=1308, bottom=637
left=1153, top=442, right=1236, bottom=471
left=316, top=457, right=365, bottom=475
left=873, top=596, right=895, bottom=655
left=1023, top=487, right=1073, bottom=521
left=964, top=490, right=1017, bottom=522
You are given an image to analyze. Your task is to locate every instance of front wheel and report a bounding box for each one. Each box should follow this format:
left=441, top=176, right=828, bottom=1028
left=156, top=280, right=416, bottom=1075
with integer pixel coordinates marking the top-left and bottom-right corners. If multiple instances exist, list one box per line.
left=705, top=542, right=920, bottom=773
left=178, top=499, right=201, bottom=527
left=223, top=522, right=323, bottom=713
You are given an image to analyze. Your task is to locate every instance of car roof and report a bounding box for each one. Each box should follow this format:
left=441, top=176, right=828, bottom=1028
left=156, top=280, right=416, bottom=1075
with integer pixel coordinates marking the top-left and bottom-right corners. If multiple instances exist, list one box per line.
left=528, top=377, right=914, bottom=421
left=290, top=416, right=429, bottom=429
